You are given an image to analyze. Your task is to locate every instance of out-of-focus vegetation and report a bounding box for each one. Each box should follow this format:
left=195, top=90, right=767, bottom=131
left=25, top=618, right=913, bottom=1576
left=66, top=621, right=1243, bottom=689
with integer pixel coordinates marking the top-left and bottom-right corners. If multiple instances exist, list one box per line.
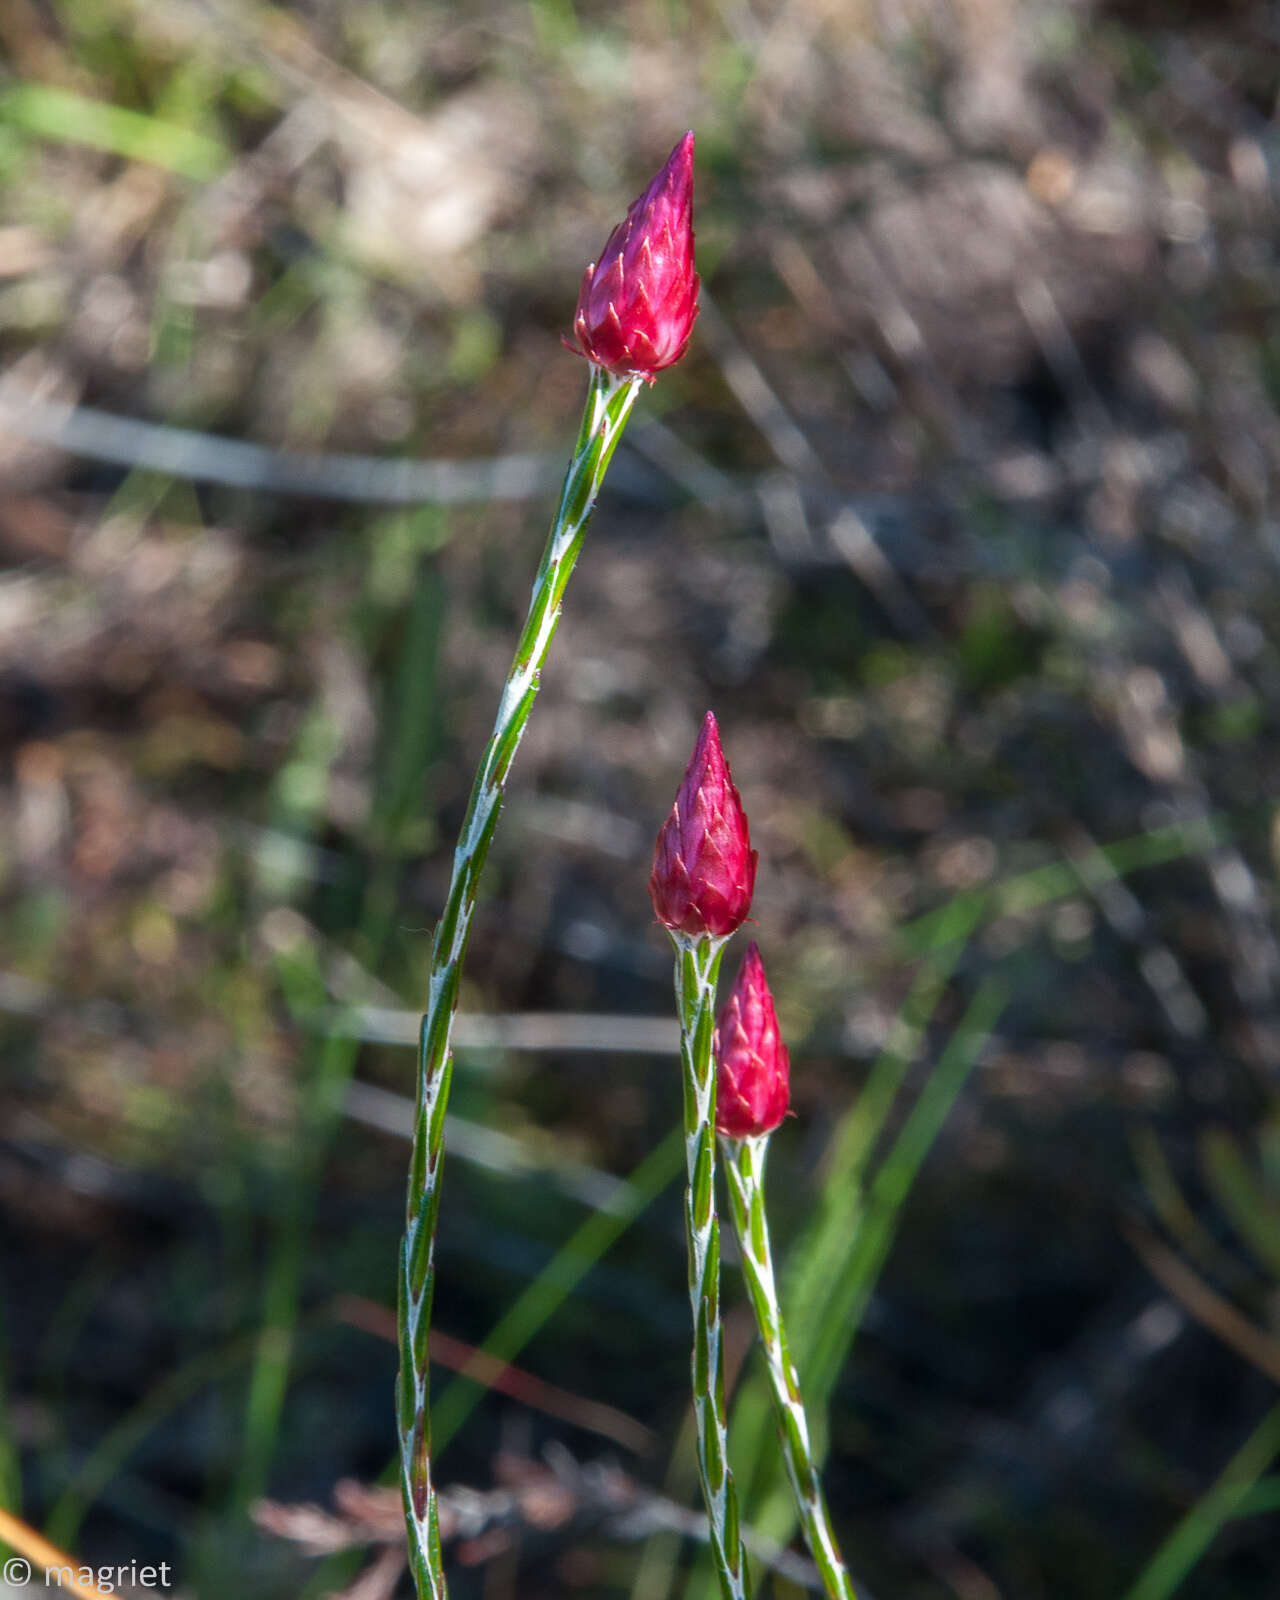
left=1, top=1, right=1279, bottom=1597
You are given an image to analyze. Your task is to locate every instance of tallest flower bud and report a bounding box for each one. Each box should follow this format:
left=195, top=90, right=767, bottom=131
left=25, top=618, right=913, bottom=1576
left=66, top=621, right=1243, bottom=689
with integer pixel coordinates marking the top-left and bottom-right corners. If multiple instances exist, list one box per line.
left=567, top=132, right=699, bottom=383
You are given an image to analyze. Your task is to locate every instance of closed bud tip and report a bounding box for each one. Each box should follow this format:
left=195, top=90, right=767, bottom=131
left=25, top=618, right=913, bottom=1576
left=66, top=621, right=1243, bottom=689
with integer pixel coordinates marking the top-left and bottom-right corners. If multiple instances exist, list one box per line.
left=714, top=942, right=790, bottom=1139
left=649, top=711, right=756, bottom=940
left=566, top=132, right=699, bottom=382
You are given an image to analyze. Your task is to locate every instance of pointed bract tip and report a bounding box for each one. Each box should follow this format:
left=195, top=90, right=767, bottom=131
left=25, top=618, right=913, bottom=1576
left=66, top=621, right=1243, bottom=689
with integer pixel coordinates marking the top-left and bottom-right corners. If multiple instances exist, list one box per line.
left=738, top=939, right=766, bottom=986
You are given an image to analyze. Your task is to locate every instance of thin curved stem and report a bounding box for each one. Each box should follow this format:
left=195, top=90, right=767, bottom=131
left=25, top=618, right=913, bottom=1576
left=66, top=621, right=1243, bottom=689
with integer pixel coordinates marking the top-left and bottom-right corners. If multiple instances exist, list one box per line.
left=723, top=1135, right=856, bottom=1600
left=671, top=933, right=752, bottom=1600
left=397, top=366, right=643, bottom=1598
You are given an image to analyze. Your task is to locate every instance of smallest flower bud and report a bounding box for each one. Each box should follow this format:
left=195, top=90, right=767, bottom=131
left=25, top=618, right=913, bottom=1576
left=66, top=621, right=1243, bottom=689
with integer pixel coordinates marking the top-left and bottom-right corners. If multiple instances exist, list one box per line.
left=649, top=711, right=757, bottom=941
left=714, top=942, right=791, bottom=1140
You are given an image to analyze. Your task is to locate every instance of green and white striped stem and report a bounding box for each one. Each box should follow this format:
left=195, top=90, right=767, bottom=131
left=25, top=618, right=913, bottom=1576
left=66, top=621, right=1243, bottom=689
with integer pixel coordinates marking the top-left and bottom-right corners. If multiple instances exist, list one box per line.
left=398, top=366, right=643, bottom=1599
left=723, top=1135, right=857, bottom=1600
left=670, top=932, right=752, bottom=1600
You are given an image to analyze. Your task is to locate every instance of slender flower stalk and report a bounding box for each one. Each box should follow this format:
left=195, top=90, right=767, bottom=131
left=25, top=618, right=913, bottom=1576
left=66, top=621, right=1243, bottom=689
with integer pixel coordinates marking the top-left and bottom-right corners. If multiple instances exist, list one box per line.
left=397, top=365, right=642, bottom=1596
left=398, top=134, right=699, bottom=1597
left=672, top=933, right=750, bottom=1600
left=722, top=1138, right=857, bottom=1600
left=651, top=713, right=755, bottom=1599
left=715, top=949, right=857, bottom=1600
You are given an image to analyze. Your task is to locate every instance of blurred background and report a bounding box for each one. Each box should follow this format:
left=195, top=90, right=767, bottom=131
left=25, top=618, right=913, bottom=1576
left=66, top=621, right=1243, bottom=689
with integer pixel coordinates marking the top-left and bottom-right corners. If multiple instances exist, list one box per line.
left=2, top=1, right=1280, bottom=1597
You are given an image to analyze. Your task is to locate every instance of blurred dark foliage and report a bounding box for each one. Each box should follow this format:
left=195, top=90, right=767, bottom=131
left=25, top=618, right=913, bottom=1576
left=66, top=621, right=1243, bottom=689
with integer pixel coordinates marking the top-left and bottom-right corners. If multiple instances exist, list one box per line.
left=1, top=1, right=1280, bottom=1597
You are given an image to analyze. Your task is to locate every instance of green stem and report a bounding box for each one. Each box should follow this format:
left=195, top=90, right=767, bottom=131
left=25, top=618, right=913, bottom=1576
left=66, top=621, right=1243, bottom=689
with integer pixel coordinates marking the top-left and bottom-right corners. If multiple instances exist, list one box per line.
left=671, top=933, right=751, bottom=1600
left=723, top=1136, right=856, bottom=1600
left=397, top=366, right=643, bottom=1598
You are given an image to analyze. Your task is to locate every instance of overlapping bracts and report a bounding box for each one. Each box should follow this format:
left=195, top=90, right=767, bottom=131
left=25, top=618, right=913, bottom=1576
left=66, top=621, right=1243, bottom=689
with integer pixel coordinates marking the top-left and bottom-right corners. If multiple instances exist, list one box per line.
left=714, top=942, right=791, bottom=1139
left=649, top=711, right=756, bottom=939
left=567, top=132, right=700, bottom=381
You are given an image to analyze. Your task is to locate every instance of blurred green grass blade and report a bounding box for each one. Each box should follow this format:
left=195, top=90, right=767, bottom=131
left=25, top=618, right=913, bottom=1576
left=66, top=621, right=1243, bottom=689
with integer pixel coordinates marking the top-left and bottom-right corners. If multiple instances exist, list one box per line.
left=528, top=0, right=581, bottom=53
left=234, top=550, right=448, bottom=1515
left=631, top=1398, right=703, bottom=1600
left=803, top=977, right=1007, bottom=1399
left=897, top=814, right=1228, bottom=957
left=233, top=908, right=389, bottom=1512
left=817, top=895, right=984, bottom=1202
left=1259, top=1118, right=1280, bottom=1191
left=1129, top=1127, right=1221, bottom=1267
left=1199, top=1128, right=1280, bottom=1281
left=369, top=553, right=447, bottom=849
left=733, top=907, right=982, bottom=1542
left=0, top=84, right=228, bottom=180
left=1233, top=1474, right=1280, bottom=1516
left=432, top=1125, right=685, bottom=1454
left=233, top=937, right=336, bottom=1512
left=778, top=897, right=983, bottom=1372
left=1120, top=1402, right=1280, bottom=1600
left=38, top=1252, right=119, bottom=1511
left=46, top=1333, right=259, bottom=1549
left=0, top=1294, right=20, bottom=1513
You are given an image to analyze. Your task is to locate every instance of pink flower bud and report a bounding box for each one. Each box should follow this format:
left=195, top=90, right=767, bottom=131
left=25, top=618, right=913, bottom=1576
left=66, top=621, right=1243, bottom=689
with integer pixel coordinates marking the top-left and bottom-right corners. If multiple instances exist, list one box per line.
left=565, top=132, right=699, bottom=382
left=649, top=711, right=756, bottom=940
left=714, top=943, right=790, bottom=1139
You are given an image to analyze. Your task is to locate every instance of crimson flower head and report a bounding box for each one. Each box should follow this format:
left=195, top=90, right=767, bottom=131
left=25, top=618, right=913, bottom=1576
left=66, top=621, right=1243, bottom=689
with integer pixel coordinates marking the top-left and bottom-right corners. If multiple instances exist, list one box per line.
left=649, top=711, right=756, bottom=940
left=566, top=131, right=699, bottom=382
left=714, top=943, right=791, bottom=1140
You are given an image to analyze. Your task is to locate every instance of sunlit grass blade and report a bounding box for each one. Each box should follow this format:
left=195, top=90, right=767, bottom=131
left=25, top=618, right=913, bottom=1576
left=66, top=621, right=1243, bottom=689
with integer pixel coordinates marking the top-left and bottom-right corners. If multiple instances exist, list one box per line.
left=0, top=85, right=227, bottom=180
